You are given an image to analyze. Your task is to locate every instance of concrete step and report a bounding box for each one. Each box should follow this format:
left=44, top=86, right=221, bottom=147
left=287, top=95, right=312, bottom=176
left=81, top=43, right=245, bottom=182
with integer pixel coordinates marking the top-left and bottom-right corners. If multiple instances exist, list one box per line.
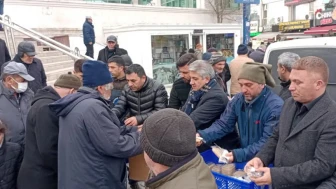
left=43, top=60, right=74, bottom=72
left=46, top=67, right=73, bottom=82
left=37, top=51, right=64, bottom=57
left=38, top=55, right=73, bottom=64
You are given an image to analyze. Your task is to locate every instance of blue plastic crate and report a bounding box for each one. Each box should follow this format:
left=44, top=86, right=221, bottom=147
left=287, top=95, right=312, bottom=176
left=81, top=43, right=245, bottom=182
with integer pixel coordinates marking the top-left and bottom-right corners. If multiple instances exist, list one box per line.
left=201, top=150, right=269, bottom=189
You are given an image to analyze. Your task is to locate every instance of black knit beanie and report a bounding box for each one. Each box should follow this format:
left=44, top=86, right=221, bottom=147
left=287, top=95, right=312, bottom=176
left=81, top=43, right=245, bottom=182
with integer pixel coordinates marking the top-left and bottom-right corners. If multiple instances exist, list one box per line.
left=140, top=109, right=196, bottom=167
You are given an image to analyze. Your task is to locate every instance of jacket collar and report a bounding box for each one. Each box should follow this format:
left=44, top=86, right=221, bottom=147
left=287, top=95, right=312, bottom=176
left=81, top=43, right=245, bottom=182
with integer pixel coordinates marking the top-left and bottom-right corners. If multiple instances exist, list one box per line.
left=114, top=75, right=126, bottom=82
left=244, top=86, right=269, bottom=107
left=279, top=78, right=291, bottom=88
left=146, top=150, right=198, bottom=188
left=285, top=91, right=331, bottom=140
left=0, top=81, right=13, bottom=96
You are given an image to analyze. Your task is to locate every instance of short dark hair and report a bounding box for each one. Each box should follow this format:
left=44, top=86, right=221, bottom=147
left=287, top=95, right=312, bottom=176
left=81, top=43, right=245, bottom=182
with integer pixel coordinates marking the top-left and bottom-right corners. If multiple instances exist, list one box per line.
left=0, top=119, right=6, bottom=134
left=125, top=64, right=146, bottom=77
left=188, top=49, right=195, bottom=53
left=74, top=59, right=85, bottom=73
left=176, top=53, right=197, bottom=68
left=108, top=55, right=125, bottom=67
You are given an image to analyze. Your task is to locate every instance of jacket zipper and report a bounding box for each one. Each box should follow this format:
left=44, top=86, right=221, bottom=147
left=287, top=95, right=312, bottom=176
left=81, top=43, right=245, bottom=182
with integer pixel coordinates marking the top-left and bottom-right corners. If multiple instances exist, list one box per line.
left=138, top=92, right=141, bottom=114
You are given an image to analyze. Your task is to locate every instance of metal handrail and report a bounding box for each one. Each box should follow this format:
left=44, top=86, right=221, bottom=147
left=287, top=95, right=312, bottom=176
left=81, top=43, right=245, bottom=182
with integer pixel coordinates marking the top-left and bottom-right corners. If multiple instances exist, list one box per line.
left=0, top=14, right=94, bottom=60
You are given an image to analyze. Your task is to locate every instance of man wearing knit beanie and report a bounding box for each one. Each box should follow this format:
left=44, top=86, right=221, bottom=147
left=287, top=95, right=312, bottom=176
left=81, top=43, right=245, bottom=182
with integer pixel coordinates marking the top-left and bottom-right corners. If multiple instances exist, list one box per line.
left=18, top=73, right=81, bottom=189
left=141, top=109, right=217, bottom=189
left=229, top=44, right=254, bottom=97
left=197, top=62, right=283, bottom=163
left=49, top=60, right=142, bottom=189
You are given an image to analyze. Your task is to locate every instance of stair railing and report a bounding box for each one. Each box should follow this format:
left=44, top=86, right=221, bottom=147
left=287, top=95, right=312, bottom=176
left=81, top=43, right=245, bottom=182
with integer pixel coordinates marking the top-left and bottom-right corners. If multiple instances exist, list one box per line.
left=0, top=14, right=94, bottom=61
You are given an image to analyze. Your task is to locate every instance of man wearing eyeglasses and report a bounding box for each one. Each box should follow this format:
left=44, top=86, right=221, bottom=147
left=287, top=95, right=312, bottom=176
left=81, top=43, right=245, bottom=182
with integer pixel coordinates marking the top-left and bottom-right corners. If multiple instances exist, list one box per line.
left=98, top=35, right=128, bottom=64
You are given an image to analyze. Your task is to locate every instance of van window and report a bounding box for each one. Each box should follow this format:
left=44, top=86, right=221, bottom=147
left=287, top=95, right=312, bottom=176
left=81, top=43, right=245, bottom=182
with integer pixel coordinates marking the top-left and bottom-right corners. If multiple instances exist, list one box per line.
left=268, top=48, right=336, bottom=99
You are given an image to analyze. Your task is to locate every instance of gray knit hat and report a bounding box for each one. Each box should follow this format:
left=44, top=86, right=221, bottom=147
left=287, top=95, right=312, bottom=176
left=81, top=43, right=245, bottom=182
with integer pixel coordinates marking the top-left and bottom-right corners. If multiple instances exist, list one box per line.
left=238, top=62, right=275, bottom=87
left=141, top=109, right=197, bottom=167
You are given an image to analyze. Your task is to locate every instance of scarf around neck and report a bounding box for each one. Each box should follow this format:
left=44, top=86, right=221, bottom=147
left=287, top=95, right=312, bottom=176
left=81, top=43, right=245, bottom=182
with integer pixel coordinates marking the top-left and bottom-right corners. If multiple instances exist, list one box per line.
left=184, top=78, right=217, bottom=115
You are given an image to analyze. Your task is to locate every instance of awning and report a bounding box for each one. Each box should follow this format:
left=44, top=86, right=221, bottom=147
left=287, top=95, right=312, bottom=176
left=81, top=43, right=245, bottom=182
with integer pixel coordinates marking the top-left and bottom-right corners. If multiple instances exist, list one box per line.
left=250, top=32, right=261, bottom=37
left=252, top=32, right=280, bottom=40
left=304, top=25, right=336, bottom=35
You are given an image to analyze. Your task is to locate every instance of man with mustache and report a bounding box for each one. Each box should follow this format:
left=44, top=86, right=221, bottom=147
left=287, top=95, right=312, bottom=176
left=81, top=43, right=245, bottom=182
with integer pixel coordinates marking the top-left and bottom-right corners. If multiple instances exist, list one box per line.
left=196, top=62, right=283, bottom=163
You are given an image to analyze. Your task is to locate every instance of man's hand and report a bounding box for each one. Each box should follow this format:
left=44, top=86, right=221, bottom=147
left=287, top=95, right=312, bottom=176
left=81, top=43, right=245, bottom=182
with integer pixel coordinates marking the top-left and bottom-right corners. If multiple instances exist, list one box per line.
left=137, top=125, right=143, bottom=132
left=244, top=157, right=264, bottom=172
left=250, top=167, right=272, bottom=186
left=196, top=133, right=203, bottom=147
left=124, top=117, right=138, bottom=126
left=89, top=42, right=93, bottom=45
left=226, top=152, right=234, bottom=163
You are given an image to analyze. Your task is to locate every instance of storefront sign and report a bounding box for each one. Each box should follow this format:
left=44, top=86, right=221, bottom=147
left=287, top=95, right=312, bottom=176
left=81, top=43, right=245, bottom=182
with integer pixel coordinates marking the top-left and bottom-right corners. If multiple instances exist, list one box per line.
left=193, top=29, right=203, bottom=34
left=250, top=21, right=259, bottom=33
left=279, top=20, right=311, bottom=31
left=315, top=8, right=336, bottom=26
left=284, top=0, right=315, bottom=6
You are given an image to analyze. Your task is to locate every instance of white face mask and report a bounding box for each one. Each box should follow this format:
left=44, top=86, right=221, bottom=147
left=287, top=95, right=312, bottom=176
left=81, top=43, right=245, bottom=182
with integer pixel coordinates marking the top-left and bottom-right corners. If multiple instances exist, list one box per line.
left=10, top=77, right=28, bottom=93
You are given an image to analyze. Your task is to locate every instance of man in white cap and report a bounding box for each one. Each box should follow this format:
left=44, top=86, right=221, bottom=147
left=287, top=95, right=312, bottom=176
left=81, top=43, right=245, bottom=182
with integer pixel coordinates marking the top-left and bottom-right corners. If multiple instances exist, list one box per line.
left=0, top=61, right=34, bottom=145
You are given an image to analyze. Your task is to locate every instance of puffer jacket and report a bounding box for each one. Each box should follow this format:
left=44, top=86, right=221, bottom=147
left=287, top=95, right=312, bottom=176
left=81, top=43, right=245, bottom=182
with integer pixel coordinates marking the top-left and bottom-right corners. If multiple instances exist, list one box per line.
left=0, top=139, right=23, bottom=189
left=145, top=151, right=217, bottom=189
left=112, top=77, right=168, bottom=125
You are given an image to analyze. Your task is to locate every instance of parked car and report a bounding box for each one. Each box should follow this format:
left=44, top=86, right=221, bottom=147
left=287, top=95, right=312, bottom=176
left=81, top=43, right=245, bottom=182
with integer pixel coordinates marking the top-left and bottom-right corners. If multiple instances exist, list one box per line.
left=264, top=37, right=336, bottom=100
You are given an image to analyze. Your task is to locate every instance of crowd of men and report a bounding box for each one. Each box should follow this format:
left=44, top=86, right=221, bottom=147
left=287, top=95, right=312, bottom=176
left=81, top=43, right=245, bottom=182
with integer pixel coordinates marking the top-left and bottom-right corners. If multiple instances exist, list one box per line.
left=0, top=31, right=335, bottom=189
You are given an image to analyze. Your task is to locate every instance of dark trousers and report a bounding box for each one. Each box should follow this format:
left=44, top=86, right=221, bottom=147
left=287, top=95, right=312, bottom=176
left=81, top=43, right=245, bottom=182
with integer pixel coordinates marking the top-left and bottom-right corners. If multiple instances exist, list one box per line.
left=85, top=44, right=94, bottom=58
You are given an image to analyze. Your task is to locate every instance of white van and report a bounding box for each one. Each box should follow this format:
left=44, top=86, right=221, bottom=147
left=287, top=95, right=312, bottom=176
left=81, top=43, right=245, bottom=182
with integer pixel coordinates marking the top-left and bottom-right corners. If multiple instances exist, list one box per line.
left=263, top=37, right=336, bottom=99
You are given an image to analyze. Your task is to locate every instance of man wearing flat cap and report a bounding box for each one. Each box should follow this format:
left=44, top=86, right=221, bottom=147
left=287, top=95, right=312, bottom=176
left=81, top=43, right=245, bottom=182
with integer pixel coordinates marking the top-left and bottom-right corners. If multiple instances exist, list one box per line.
left=197, top=62, right=283, bottom=163
left=98, top=35, right=128, bottom=63
left=17, top=73, right=81, bottom=189
left=0, top=61, right=34, bottom=145
left=50, top=60, right=141, bottom=189
left=1, top=41, right=47, bottom=93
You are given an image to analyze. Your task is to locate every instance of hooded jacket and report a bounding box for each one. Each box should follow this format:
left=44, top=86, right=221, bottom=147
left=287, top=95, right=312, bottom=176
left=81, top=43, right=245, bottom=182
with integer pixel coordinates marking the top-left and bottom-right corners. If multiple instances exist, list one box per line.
left=82, top=18, right=95, bottom=45
left=97, top=45, right=128, bottom=63
left=17, top=86, right=60, bottom=189
left=0, top=139, right=22, bottom=189
left=50, top=87, right=141, bottom=189
left=198, top=87, right=283, bottom=162
left=0, top=81, right=33, bottom=145
left=145, top=152, right=217, bottom=189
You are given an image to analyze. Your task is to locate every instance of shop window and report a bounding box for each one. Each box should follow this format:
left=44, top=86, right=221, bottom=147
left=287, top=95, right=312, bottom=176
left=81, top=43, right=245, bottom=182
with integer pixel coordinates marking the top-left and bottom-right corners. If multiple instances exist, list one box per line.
left=151, top=35, right=189, bottom=85
left=139, top=0, right=152, bottom=4
left=227, top=0, right=240, bottom=10
left=206, top=33, right=235, bottom=63
left=161, top=0, right=196, bottom=8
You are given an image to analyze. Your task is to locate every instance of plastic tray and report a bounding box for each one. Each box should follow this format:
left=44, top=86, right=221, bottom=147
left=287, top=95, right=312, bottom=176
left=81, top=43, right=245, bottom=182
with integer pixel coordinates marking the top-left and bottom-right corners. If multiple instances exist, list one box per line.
left=201, top=150, right=269, bottom=189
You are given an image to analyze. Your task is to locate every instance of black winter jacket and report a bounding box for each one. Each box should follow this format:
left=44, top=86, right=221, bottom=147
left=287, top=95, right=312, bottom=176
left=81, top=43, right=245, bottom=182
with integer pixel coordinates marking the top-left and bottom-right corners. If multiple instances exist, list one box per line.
left=112, top=77, right=168, bottom=125
left=0, top=39, right=11, bottom=69
left=2, top=55, right=47, bottom=94
left=0, top=139, right=22, bottom=189
left=97, top=46, right=128, bottom=63
left=181, top=82, right=240, bottom=152
left=17, top=86, right=60, bottom=189
left=168, top=78, right=191, bottom=110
